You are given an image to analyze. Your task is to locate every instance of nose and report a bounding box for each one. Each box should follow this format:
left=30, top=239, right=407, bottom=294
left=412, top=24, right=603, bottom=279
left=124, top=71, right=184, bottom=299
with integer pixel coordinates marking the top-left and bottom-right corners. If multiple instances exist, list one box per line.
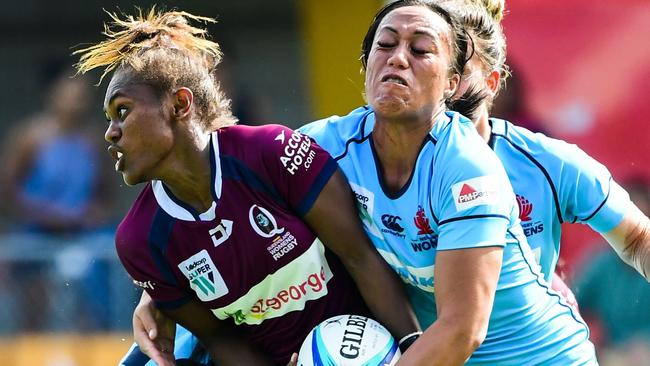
left=105, top=120, right=122, bottom=144
left=387, top=44, right=409, bottom=69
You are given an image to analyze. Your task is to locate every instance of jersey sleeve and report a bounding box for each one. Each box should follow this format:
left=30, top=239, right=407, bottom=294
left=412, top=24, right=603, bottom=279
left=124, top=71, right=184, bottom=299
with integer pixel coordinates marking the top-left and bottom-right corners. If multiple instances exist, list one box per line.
left=553, top=141, right=630, bottom=232
left=115, top=228, right=190, bottom=309
left=257, top=124, right=338, bottom=216
left=433, top=121, right=514, bottom=251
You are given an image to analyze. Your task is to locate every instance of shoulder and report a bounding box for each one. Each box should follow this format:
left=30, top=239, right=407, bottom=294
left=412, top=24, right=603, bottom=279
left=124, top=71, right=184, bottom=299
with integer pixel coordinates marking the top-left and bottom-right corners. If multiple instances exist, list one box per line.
left=298, top=106, right=373, bottom=157
left=492, top=118, right=603, bottom=172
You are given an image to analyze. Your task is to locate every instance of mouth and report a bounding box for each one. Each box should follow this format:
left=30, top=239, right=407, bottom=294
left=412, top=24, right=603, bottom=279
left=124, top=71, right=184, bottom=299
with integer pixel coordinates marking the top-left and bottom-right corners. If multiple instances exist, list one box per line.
left=381, top=74, right=408, bottom=86
left=107, top=145, right=125, bottom=172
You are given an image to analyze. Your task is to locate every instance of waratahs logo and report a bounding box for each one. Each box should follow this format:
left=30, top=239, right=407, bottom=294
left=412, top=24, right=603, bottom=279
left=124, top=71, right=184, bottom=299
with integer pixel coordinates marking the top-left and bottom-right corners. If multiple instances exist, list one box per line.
left=414, top=206, right=434, bottom=235
left=516, top=195, right=533, bottom=222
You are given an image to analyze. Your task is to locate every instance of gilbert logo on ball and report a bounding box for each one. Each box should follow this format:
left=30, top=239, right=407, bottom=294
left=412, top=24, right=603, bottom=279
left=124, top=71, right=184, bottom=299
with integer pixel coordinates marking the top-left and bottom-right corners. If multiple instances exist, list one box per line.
left=297, top=315, right=400, bottom=366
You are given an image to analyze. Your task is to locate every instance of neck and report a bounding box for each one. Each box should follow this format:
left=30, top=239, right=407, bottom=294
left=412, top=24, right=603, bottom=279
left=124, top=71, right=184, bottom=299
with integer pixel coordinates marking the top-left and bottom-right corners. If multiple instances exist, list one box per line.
left=473, top=104, right=492, bottom=142
left=372, top=106, right=444, bottom=193
left=160, top=128, right=214, bottom=213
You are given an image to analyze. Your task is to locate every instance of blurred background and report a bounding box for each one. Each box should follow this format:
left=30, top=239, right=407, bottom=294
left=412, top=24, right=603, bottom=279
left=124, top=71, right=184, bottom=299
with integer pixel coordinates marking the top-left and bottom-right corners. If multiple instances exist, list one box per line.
left=0, top=0, right=648, bottom=365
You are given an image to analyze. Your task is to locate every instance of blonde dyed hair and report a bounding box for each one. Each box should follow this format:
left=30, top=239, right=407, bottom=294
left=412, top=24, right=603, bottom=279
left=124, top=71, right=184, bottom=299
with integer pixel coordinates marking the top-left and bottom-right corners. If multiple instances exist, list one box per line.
left=439, top=0, right=509, bottom=99
left=75, top=8, right=236, bottom=129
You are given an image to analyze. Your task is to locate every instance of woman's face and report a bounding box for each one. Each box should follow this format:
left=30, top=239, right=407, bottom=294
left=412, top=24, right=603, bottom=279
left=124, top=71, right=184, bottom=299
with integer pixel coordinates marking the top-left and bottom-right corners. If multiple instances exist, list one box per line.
left=103, top=71, right=175, bottom=186
left=364, top=6, right=458, bottom=120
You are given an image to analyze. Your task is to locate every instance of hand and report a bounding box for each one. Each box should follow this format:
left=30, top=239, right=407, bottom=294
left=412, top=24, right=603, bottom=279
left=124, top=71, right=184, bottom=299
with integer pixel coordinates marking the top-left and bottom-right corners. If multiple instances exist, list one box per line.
left=133, top=291, right=177, bottom=366
left=286, top=352, right=298, bottom=366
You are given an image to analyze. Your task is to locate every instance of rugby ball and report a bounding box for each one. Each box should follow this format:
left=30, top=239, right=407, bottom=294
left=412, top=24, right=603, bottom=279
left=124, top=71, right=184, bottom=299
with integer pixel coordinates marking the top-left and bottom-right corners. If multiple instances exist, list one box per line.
left=297, top=314, right=401, bottom=366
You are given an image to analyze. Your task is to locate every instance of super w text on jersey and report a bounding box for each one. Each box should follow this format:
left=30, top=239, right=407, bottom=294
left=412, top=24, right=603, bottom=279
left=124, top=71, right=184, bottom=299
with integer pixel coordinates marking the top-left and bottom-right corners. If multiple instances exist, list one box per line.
left=115, top=125, right=367, bottom=365
left=300, top=107, right=598, bottom=365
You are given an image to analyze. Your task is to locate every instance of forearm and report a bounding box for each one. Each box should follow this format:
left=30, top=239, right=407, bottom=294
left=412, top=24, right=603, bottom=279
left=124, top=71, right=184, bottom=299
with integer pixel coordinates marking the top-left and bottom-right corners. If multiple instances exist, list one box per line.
left=347, top=254, right=420, bottom=339
left=604, top=206, right=650, bottom=281
left=397, top=317, right=483, bottom=366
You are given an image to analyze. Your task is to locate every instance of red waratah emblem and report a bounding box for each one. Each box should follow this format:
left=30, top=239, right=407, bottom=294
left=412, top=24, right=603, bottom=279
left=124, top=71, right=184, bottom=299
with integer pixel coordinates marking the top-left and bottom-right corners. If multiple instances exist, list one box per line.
left=516, top=194, right=533, bottom=222
left=414, top=206, right=434, bottom=235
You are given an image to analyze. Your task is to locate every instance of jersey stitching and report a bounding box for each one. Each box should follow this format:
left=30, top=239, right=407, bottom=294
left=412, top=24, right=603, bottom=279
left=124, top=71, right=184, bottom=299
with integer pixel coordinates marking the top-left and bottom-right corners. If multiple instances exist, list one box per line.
left=509, top=228, right=590, bottom=333
left=333, top=110, right=373, bottom=162
left=492, top=132, right=565, bottom=224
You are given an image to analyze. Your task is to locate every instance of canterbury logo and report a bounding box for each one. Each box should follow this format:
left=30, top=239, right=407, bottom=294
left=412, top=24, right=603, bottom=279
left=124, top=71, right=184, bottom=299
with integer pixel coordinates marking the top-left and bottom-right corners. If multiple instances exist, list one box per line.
left=381, top=214, right=404, bottom=233
left=516, top=195, right=533, bottom=222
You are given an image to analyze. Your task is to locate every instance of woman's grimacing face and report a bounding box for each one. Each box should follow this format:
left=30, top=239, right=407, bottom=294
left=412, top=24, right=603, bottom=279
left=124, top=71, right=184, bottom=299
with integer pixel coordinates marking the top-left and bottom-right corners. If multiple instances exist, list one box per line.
left=364, top=6, right=458, bottom=120
left=103, top=71, right=175, bottom=186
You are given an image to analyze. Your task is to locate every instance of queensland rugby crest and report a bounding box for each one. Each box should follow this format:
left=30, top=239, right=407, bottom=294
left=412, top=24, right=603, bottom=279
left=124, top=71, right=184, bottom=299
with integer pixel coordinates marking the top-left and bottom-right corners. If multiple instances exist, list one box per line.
left=249, top=204, right=298, bottom=261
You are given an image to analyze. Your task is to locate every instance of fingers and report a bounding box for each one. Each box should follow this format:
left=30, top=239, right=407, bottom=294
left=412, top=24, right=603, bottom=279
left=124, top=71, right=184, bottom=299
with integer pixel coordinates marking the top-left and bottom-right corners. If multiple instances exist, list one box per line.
left=286, top=352, right=298, bottom=366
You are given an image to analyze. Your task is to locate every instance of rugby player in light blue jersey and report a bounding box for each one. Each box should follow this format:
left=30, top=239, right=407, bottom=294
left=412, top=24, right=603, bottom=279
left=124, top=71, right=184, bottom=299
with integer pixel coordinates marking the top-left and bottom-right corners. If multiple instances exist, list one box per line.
left=298, top=1, right=598, bottom=364
left=442, top=0, right=650, bottom=299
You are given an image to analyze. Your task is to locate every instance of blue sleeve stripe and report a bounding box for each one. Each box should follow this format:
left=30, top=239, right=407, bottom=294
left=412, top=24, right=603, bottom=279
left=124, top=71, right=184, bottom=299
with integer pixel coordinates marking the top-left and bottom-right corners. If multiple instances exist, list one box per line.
left=579, top=176, right=612, bottom=222
left=438, top=214, right=509, bottom=226
left=295, top=158, right=338, bottom=217
left=509, top=229, right=590, bottom=331
left=492, top=133, right=564, bottom=224
left=148, top=209, right=179, bottom=286
left=120, top=345, right=151, bottom=366
left=220, top=155, right=288, bottom=208
left=333, top=110, right=373, bottom=161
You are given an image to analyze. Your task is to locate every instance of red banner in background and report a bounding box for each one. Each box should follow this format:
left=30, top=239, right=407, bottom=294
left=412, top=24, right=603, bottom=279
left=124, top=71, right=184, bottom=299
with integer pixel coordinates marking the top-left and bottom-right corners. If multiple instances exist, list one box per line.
left=500, top=0, right=650, bottom=275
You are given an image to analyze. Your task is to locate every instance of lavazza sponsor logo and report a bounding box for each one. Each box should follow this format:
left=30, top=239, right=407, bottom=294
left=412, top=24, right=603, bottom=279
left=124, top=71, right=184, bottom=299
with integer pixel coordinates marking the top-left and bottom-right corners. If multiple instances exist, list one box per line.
left=249, top=204, right=298, bottom=260
left=276, top=130, right=317, bottom=175
left=250, top=266, right=328, bottom=316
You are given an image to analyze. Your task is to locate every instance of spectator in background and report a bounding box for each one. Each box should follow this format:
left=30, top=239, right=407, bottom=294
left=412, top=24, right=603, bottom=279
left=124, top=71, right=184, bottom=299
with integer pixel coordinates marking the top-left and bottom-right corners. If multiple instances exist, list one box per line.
left=0, top=67, right=117, bottom=331
left=574, top=176, right=650, bottom=364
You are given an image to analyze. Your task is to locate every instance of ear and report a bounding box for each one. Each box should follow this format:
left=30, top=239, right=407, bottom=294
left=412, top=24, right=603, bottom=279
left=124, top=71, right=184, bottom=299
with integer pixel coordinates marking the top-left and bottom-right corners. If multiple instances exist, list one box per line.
left=445, top=73, right=461, bottom=100
left=172, top=87, right=194, bottom=119
left=485, top=70, right=500, bottom=98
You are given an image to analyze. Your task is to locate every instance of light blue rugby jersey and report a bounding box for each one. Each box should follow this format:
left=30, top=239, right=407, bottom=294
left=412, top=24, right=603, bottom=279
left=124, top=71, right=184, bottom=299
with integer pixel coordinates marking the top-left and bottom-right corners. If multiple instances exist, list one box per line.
left=489, top=118, right=630, bottom=282
left=300, top=106, right=597, bottom=365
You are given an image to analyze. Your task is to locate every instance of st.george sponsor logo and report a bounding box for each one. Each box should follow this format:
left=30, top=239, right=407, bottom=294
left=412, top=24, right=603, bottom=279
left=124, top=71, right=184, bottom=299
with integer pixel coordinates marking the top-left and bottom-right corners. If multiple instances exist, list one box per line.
left=250, top=266, right=327, bottom=316
left=516, top=194, right=544, bottom=237
left=451, top=176, right=499, bottom=212
left=178, top=250, right=229, bottom=302
left=276, top=130, right=316, bottom=175
left=411, top=206, right=438, bottom=252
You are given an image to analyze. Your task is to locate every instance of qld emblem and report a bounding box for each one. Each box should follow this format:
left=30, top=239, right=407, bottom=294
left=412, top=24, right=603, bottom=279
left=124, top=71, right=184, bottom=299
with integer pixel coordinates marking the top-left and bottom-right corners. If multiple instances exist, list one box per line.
left=249, top=204, right=285, bottom=238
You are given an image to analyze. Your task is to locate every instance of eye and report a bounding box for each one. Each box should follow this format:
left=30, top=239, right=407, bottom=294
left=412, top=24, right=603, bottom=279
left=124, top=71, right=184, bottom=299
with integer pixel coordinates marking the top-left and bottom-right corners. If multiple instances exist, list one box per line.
left=411, top=46, right=429, bottom=55
left=117, top=105, right=129, bottom=120
left=377, top=41, right=395, bottom=48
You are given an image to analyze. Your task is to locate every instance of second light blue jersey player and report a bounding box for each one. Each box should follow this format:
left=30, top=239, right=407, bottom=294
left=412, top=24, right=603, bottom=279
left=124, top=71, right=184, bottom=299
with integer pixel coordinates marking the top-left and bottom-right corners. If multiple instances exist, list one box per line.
left=300, top=106, right=597, bottom=365
left=488, top=118, right=630, bottom=282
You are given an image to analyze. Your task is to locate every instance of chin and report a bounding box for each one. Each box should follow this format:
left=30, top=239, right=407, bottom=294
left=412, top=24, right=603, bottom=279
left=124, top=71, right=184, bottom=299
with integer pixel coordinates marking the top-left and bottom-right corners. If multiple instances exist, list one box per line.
left=121, top=171, right=146, bottom=186
left=372, top=98, right=410, bottom=117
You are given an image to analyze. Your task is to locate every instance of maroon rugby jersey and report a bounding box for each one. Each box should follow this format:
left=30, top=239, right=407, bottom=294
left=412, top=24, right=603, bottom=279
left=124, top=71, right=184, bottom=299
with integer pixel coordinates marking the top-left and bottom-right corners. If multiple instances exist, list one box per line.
left=116, top=124, right=368, bottom=364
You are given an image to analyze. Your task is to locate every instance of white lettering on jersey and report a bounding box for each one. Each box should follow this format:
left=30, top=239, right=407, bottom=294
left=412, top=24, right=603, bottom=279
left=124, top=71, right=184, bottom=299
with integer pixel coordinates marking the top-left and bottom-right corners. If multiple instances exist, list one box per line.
left=349, top=182, right=382, bottom=238
left=279, top=131, right=315, bottom=175
left=179, top=250, right=229, bottom=302
left=451, top=175, right=499, bottom=212
left=209, top=219, right=233, bottom=247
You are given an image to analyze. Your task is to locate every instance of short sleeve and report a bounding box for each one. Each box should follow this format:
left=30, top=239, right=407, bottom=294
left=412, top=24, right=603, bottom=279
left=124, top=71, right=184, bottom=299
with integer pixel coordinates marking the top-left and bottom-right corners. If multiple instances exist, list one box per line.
left=116, top=233, right=190, bottom=309
left=257, top=125, right=338, bottom=216
left=433, top=122, right=513, bottom=251
left=556, top=142, right=630, bottom=231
